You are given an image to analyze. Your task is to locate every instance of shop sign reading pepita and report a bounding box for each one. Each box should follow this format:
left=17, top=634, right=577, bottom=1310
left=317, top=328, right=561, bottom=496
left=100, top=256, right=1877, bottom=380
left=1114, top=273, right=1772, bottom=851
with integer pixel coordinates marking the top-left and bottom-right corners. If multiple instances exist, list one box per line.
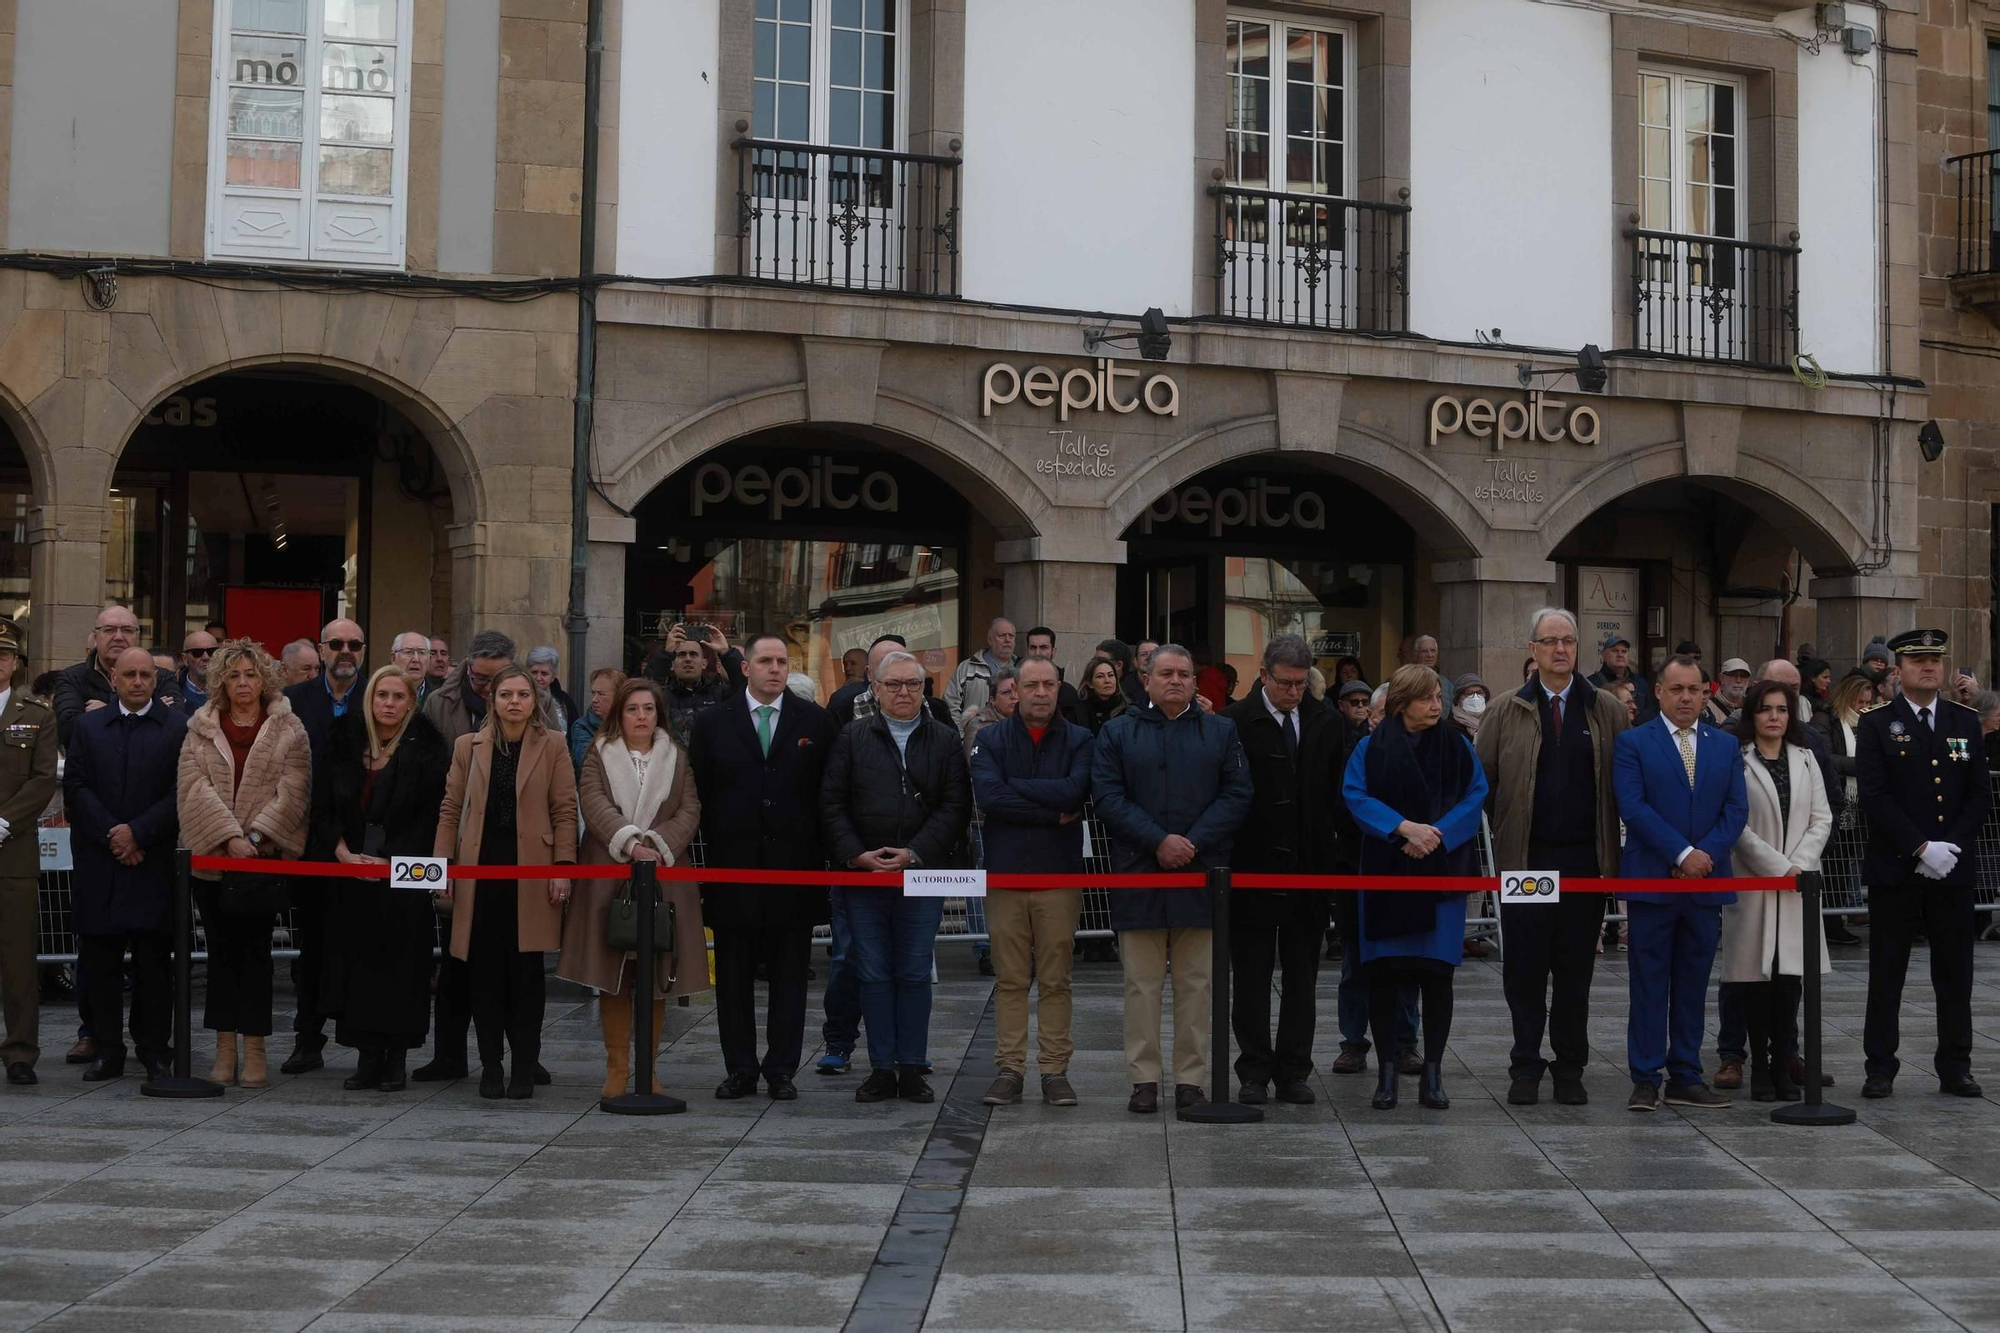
left=983, top=359, right=1180, bottom=422
left=1428, top=391, right=1600, bottom=451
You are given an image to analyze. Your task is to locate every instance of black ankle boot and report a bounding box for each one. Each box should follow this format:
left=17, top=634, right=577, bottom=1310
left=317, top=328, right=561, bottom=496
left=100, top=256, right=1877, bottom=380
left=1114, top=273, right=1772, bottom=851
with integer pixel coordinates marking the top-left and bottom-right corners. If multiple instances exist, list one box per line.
left=506, top=1064, right=535, bottom=1099
left=1372, top=1058, right=1398, bottom=1110
left=1418, top=1062, right=1450, bottom=1110
left=342, top=1049, right=383, bottom=1091
left=1769, top=1056, right=1800, bottom=1102
left=1750, top=1055, right=1776, bottom=1103
left=478, top=1066, right=505, bottom=1099
left=377, top=1049, right=407, bottom=1092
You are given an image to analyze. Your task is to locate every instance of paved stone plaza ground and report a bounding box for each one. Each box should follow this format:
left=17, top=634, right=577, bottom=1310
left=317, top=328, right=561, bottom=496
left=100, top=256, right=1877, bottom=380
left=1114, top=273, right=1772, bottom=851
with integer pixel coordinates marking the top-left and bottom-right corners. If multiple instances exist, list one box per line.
left=3, top=938, right=2000, bottom=1332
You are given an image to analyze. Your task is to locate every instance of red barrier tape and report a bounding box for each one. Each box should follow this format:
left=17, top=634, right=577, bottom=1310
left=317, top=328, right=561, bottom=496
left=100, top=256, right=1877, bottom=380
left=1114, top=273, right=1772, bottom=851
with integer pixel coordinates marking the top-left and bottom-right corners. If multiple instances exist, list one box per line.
left=189, top=856, right=1789, bottom=894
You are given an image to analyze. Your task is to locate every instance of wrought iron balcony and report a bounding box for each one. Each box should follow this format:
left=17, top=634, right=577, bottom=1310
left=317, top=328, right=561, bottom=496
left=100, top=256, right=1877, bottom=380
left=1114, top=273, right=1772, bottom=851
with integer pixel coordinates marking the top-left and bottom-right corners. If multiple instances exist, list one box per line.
left=733, top=137, right=961, bottom=297
left=1944, top=149, right=2000, bottom=329
left=1209, top=185, right=1409, bottom=333
left=1625, top=227, right=1800, bottom=370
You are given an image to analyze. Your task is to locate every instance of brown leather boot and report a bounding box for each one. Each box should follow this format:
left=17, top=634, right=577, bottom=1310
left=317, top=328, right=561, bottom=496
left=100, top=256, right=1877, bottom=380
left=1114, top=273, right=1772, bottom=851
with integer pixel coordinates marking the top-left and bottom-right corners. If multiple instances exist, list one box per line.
left=209, top=1031, right=237, bottom=1086
left=240, top=1035, right=268, bottom=1088
left=1713, top=1058, right=1744, bottom=1091
left=598, top=994, right=632, bottom=1099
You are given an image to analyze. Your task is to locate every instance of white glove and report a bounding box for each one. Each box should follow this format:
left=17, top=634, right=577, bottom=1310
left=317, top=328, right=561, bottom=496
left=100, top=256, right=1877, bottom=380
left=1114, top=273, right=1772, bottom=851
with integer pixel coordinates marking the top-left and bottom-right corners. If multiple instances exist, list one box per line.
left=0, top=815, right=9, bottom=843
left=1918, top=842, right=1961, bottom=880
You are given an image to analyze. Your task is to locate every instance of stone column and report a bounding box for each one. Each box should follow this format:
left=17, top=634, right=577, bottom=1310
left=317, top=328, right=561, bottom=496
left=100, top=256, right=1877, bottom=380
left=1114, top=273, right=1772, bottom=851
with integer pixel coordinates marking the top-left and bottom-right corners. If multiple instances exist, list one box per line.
left=583, top=512, right=634, bottom=679
left=25, top=501, right=104, bottom=679
left=995, top=536, right=1124, bottom=687
left=1432, top=558, right=1562, bottom=692
left=1811, top=573, right=1923, bottom=673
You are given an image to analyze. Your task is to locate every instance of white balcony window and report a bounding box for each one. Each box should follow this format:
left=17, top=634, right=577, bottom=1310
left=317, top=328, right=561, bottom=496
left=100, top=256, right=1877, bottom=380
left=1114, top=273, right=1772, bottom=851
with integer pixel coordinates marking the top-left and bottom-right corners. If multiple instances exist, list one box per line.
left=1638, top=67, right=1744, bottom=243
left=207, top=0, right=412, bottom=266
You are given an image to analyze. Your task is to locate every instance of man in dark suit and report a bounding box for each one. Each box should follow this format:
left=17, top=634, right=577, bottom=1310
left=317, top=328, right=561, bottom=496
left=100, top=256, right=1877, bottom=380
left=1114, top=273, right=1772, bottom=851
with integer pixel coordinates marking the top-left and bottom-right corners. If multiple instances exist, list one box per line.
left=691, top=631, right=838, bottom=1101
left=1220, top=635, right=1334, bottom=1106
left=1614, top=653, right=1748, bottom=1112
left=1858, top=628, right=1991, bottom=1099
left=278, top=617, right=368, bottom=1074
left=62, top=648, right=187, bottom=1082
left=0, top=618, right=58, bottom=1086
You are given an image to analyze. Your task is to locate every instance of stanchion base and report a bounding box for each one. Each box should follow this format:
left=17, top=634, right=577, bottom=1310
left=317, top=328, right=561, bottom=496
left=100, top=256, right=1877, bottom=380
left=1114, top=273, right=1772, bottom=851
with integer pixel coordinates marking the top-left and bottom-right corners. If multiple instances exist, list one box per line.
left=141, top=1075, right=226, bottom=1100
left=1178, top=1100, right=1264, bottom=1125
left=1770, top=1100, right=1856, bottom=1127
left=599, top=1091, right=687, bottom=1116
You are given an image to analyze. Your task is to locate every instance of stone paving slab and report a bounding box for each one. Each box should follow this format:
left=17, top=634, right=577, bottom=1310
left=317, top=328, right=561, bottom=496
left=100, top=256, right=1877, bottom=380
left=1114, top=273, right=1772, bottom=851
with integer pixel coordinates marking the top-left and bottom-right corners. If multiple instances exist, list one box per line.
left=0, top=946, right=1998, bottom=1330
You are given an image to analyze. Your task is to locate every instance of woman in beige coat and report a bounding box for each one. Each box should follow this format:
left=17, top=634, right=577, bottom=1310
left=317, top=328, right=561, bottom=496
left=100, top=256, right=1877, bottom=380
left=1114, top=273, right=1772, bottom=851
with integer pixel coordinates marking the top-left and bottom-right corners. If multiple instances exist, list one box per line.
left=177, top=641, right=311, bottom=1087
left=558, top=678, right=706, bottom=1099
left=434, top=664, right=578, bottom=1100
left=1722, top=678, right=1832, bottom=1104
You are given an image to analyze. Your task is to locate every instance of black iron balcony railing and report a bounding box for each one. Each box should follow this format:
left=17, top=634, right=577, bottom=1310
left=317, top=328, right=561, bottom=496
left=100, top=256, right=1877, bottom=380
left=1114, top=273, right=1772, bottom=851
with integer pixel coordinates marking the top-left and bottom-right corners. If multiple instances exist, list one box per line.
left=1626, top=227, right=1799, bottom=369
left=733, top=137, right=961, bottom=297
left=1209, top=184, right=1409, bottom=333
left=1948, top=148, right=2000, bottom=277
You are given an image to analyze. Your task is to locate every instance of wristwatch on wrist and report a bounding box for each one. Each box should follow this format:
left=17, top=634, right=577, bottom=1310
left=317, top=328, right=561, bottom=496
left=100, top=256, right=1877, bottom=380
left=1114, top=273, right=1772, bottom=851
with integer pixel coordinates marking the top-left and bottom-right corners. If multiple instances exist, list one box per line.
left=247, top=831, right=264, bottom=852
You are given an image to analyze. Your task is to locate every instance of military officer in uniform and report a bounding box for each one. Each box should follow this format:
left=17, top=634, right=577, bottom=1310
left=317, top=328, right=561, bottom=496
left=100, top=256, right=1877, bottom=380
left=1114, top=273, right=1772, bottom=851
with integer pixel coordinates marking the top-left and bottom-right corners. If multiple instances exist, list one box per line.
left=0, top=618, right=59, bottom=1086
left=1857, top=628, right=1990, bottom=1099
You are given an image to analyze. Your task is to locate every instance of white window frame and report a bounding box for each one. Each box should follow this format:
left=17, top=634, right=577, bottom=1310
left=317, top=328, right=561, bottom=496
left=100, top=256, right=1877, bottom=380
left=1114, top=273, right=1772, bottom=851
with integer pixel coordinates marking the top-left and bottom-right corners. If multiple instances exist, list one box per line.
left=206, top=0, right=415, bottom=268
left=1223, top=8, right=1356, bottom=201
left=1637, top=64, right=1746, bottom=243
left=753, top=0, right=910, bottom=152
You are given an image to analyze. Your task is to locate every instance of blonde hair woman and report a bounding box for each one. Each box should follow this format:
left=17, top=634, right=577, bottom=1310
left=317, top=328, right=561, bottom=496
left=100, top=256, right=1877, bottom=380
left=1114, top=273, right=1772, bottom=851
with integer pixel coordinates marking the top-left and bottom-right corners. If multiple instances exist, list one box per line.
left=434, top=663, right=578, bottom=1100
left=177, top=640, right=311, bottom=1087
left=558, top=677, right=707, bottom=1099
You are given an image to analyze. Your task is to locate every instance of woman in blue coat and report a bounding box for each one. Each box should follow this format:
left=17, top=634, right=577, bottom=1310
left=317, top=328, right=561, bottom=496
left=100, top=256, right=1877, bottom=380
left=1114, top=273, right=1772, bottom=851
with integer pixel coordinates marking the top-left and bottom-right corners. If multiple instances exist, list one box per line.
left=1343, top=664, right=1488, bottom=1111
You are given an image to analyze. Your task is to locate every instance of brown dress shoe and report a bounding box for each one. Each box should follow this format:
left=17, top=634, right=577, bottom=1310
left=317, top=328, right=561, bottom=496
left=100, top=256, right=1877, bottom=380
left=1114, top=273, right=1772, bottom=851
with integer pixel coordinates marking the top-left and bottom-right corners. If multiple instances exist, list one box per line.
left=1330, top=1047, right=1368, bottom=1075
left=1787, top=1057, right=1833, bottom=1088
left=1175, top=1083, right=1208, bottom=1110
left=1713, top=1059, right=1743, bottom=1090
left=1127, top=1082, right=1160, bottom=1113
left=1396, top=1050, right=1424, bottom=1077
left=65, top=1038, right=96, bottom=1066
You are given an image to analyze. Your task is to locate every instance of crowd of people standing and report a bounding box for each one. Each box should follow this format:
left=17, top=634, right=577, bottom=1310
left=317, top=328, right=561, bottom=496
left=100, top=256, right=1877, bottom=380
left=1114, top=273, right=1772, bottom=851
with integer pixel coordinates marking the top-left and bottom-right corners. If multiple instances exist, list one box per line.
left=0, top=606, right=1987, bottom=1122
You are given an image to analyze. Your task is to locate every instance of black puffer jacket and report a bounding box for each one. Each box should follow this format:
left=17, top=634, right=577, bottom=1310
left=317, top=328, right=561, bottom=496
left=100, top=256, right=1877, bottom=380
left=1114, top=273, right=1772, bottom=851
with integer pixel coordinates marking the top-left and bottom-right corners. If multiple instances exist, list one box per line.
left=821, top=711, right=972, bottom=869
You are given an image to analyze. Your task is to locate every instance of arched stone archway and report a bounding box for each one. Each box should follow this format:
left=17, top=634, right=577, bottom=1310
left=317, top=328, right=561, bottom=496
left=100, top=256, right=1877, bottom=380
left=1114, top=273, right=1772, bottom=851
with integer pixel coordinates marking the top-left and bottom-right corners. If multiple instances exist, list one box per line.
left=1106, top=412, right=1494, bottom=563
left=0, top=273, right=577, bottom=670
left=1537, top=438, right=1872, bottom=577
left=601, top=381, right=1048, bottom=540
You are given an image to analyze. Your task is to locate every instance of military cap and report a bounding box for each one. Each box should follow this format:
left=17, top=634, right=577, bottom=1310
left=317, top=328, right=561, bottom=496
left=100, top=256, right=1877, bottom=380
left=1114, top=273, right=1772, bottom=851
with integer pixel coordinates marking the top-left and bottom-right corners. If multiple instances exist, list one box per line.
left=0, top=617, right=22, bottom=655
left=1887, top=628, right=1948, bottom=657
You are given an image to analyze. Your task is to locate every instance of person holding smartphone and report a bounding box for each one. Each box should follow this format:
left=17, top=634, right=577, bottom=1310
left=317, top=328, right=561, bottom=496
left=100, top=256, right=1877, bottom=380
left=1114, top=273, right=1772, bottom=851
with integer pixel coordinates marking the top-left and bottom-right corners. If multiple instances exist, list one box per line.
left=312, top=665, right=451, bottom=1093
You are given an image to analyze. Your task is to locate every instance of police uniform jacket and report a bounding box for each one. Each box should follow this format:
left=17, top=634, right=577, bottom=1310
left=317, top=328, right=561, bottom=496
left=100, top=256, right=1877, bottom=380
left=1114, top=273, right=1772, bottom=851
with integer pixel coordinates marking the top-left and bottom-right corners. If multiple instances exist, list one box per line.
left=1855, top=694, right=1989, bottom=888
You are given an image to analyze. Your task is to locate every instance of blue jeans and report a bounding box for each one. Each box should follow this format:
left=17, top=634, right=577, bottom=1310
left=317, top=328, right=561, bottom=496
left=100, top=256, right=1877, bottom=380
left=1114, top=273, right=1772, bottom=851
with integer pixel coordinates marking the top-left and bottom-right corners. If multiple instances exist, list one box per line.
left=1337, top=945, right=1418, bottom=1051
left=1626, top=898, right=1722, bottom=1087
left=821, top=887, right=863, bottom=1055
left=845, top=889, right=944, bottom=1070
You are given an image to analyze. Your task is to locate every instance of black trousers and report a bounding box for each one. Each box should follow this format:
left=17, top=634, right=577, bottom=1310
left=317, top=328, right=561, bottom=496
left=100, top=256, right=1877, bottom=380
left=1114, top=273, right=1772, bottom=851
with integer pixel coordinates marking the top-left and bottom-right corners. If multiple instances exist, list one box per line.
left=1501, top=844, right=1602, bottom=1080
left=1230, top=923, right=1321, bottom=1085
left=1863, top=883, right=1975, bottom=1082
left=289, top=890, right=327, bottom=1046
left=713, top=926, right=813, bottom=1080
left=431, top=954, right=472, bottom=1066
left=194, top=884, right=274, bottom=1036
left=78, top=932, right=171, bottom=1061
left=1729, top=975, right=1802, bottom=1071
left=466, top=884, right=544, bottom=1072
left=1370, top=966, right=1454, bottom=1062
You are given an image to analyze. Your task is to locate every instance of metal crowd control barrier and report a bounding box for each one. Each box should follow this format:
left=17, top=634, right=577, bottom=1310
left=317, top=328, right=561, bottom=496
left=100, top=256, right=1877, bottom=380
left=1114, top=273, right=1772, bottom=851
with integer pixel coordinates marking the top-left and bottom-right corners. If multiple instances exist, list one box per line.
left=600, top=860, right=684, bottom=1117
left=141, top=848, right=223, bottom=1099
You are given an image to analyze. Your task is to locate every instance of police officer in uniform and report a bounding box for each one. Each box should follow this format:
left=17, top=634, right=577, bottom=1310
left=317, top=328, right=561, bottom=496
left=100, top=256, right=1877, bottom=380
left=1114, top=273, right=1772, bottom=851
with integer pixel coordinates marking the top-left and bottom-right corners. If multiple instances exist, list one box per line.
left=1857, top=628, right=1990, bottom=1099
left=0, top=618, right=59, bottom=1086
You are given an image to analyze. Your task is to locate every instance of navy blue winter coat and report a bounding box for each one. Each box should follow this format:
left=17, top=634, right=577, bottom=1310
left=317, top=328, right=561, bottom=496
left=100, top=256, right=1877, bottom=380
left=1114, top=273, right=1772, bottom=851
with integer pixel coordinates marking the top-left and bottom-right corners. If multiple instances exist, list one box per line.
left=969, top=712, right=1093, bottom=874
left=62, top=702, right=188, bottom=935
left=1090, top=704, right=1253, bottom=930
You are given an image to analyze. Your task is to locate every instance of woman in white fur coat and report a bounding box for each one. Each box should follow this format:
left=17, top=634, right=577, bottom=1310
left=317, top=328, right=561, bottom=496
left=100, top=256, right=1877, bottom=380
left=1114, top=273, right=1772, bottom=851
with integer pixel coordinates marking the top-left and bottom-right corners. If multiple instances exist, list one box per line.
left=557, top=676, right=706, bottom=1099
left=1721, top=677, right=1833, bottom=1104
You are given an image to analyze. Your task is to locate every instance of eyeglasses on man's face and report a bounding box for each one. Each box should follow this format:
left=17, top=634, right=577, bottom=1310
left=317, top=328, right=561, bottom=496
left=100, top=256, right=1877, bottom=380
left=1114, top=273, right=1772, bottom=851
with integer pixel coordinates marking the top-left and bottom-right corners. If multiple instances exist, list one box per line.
left=1531, top=636, right=1579, bottom=649
left=323, top=638, right=365, bottom=653
left=877, top=679, right=924, bottom=693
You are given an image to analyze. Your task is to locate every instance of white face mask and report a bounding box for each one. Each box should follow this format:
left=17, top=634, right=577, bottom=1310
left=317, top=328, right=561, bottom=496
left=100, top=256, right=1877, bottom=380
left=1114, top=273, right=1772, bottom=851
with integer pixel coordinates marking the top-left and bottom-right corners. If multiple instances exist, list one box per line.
left=1461, top=694, right=1487, bottom=716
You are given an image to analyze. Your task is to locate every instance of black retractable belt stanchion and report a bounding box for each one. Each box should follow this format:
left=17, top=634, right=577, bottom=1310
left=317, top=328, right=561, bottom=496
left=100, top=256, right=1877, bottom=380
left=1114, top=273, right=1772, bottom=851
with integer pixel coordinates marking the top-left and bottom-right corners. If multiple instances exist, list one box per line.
left=142, top=849, right=225, bottom=1099
left=601, top=859, right=686, bottom=1115
left=1180, top=866, right=1263, bottom=1125
left=1771, top=871, right=1854, bottom=1127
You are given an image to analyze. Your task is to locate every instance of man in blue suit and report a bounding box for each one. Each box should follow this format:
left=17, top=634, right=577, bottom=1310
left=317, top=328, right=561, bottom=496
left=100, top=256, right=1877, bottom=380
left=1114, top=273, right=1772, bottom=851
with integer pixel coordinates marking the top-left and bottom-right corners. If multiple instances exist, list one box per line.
left=1613, top=654, right=1748, bottom=1111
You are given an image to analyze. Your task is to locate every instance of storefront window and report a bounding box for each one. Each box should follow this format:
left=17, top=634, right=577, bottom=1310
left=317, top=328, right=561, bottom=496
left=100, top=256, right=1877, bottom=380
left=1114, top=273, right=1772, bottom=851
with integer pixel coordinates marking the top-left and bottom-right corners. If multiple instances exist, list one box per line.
left=1223, top=555, right=1403, bottom=688
left=183, top=471, right=361, bottom=641
left=104, top=484, right=165, bottom=644
left=0, top=478, right=29, bottom=629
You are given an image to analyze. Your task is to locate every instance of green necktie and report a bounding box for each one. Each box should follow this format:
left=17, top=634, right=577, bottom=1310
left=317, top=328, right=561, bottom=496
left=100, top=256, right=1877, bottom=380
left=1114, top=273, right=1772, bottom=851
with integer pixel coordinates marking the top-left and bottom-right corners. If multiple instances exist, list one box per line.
left=756, top=704, right=775, bottom=757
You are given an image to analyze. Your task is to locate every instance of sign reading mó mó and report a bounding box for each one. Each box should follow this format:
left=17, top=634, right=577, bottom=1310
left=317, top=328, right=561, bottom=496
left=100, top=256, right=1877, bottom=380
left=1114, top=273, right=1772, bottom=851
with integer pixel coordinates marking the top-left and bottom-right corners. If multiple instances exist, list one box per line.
left=1428, top=391, right=1600, bottom=451
left=983, top=358, right=1180, bottom=422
